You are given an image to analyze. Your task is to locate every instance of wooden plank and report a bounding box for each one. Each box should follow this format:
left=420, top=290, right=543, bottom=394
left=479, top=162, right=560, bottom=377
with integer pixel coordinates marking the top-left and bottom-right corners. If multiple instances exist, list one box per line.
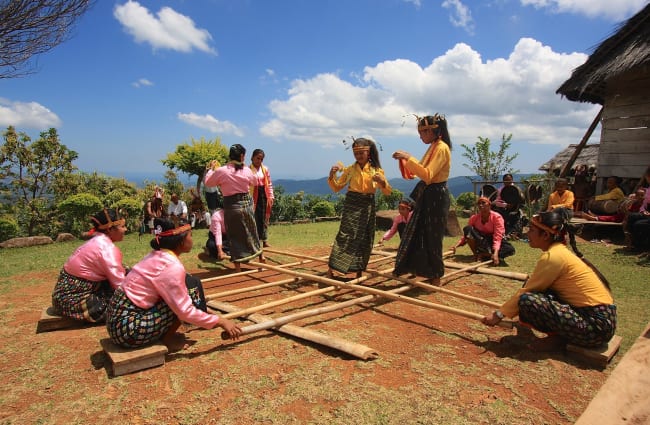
left=566, top=335, right=622, bottom=367
left=100, top=338, right=168, bottom=376
left=36, top=306, right=85, bottom=333
left=575, top=324, right=650, bottom=424
left=569, top=218, right=623, bottom=227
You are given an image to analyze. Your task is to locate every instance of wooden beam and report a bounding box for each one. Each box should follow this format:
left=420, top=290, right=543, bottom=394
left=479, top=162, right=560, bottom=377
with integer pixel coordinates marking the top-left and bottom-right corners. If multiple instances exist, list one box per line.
left=559, top=106, right=603, bottom=178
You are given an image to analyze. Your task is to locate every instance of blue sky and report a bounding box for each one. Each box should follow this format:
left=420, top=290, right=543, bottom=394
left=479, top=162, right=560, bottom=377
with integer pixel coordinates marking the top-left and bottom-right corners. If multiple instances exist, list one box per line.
left=0, top=0, right=647, bottom=184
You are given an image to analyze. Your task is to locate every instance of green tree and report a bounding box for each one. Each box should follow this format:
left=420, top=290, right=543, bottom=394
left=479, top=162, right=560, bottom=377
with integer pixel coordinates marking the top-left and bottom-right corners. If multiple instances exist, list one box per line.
left=57, top=193, right=103, bottom=236
left=456, top=192, right=477, bottom=211
left=1, top=126, right=78, bottom=236
left=460, top=134, right=519, bottom=182
left=161, top=137, right=228, bottom=194
left=376, top=188, right=404, bottom=211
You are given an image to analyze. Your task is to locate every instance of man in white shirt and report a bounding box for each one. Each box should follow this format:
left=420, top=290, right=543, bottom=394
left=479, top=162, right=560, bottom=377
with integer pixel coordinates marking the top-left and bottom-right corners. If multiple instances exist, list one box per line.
left=167, top=193, right=188, bottom=226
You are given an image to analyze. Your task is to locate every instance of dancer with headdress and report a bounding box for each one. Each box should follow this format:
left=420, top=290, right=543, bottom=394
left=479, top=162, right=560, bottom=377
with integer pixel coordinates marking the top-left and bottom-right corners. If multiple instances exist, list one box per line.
left=52, top=208, right=128, bottom=322
left=205, top=144, right=264, bottom=272
left=106, top=218, right=241, bottom=349
left=327, top=137, right=391, bottom=278
left=392, top=114, right=452, bottom=285
left=483, top=209, right=616, bottom=352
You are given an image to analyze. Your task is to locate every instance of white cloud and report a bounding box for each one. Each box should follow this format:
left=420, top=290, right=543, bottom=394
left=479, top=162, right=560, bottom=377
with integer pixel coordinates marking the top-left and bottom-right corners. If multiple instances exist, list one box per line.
left=520, top=0, right=647, bottom=21
left=178, top=112, right=244, bottom=137
left=114, top=1, right=216, bottom=54
left=442, top=0, right=475, bottom=34
left=132, top=78, right=154, bottom=88
left=0, top=98, right=62, bottom=129
left=403, top=0, right=422, bottom=8
left=260, top=38, right=601, bottom=150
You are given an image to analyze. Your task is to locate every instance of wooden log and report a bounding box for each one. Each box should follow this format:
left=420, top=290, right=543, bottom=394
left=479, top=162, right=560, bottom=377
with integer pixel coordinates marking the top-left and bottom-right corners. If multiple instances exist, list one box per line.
left=444, top=261, right=528, bottom=281
left=369, top=261, right=501, bottom=309
left=209, top=300, right=381, bottom=360
left=100, top=338, right=168, bottom=376
left=36, top=306, right=85, bottom=333
left=247, top=261, right=513, bottom=329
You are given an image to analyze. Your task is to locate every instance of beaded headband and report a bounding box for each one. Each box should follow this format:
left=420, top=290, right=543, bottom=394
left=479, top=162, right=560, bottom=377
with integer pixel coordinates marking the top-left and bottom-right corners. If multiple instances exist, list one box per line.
left=154, top=223, right=192, bottom=238
left=529, top=214, right=561, bottom=235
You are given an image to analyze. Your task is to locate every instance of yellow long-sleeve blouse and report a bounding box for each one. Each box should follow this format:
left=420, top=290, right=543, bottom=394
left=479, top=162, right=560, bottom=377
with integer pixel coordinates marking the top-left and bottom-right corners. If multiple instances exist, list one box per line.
left=403, top=141, right=451, bottom=184
left=328, top=162, right=392, bottom=195
left=547, top=190, right=575, bottom=210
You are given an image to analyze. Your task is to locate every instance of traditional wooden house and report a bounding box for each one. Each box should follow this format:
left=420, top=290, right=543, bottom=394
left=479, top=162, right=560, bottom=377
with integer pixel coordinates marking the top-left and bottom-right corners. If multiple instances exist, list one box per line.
left=556, top=3, right=650, bottom=192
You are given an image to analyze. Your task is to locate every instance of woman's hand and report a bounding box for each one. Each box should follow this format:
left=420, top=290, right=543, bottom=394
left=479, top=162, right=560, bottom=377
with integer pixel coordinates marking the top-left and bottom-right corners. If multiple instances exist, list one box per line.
left=482, top=311, right=503, bottom=327
left=492, top=252, right=500, bottom=266
left=219, top=318, right=242, bottom=340
left=371, top=173, right=387, bottom=188
left=449, top=246, right=457, bottom=254
left=329, top=165, right=340, bottom=178
left=392, top=150, right=411, bottom=161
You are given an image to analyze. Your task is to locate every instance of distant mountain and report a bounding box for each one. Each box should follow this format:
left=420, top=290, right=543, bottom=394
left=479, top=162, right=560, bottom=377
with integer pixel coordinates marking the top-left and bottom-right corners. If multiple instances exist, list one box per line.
left=274, top=174, right=535, bottom=198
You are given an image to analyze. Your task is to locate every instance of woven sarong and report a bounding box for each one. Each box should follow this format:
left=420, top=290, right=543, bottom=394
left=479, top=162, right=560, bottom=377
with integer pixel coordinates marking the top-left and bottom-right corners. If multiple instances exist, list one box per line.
left=254, top=186, right=269, bottom=241
left=518, top=291, right=617, bottom=348
left=52, top=269, right=113, bottom=322
left=328, top=191, right=375, bottom=273
left=462, top=226, right=515, bottom=259
left=394, top=181, right=450, bottom=279
left=106, top=274, right=207, bottom=348
left=223, top=193, right=263, bottom=262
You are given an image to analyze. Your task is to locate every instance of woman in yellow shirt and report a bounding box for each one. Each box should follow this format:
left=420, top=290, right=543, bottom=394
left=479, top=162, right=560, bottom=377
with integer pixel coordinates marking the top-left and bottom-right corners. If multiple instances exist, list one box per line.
left=327, top=138, right=391, bottom=278
left=483, top=209, right=616, bottom=351
left=391, top=114, right=452, bottom=284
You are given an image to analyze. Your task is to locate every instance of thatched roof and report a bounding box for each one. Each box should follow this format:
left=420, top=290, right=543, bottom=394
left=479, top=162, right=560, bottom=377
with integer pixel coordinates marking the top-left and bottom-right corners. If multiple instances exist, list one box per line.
left=539, top=144, right=600, bottom=173
left=556, top=3, right=650, bottom=104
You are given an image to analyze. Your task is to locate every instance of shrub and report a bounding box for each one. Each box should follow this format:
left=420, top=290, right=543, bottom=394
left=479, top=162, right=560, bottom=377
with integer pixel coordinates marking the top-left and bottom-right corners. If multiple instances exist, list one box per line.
left=0, top=217, right=19, bottom=242
left=456, top=192, right=477, bottom=210
left=57, top=193, right=103, bottom=236
left=310, top=200, right=336, bottom=218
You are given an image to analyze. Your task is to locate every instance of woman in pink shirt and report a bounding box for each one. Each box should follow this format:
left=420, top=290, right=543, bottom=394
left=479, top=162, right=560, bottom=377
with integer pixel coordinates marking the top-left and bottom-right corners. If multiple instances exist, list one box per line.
left=378, top=199, right=413, bottom=245
left=52, top=208, right=127, bottom=322
left=450, top=197, right=515, bottom=265
left=204, top=144, right=265, bottom=272
left=106, top=218, right=241, bottom=348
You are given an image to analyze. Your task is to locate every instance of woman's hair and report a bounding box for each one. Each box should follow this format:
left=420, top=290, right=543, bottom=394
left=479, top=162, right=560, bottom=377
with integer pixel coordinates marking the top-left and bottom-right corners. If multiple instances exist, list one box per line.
left=502, top=173, right=513, bottom=181
left=229, top=144, right=246, bottom=170
left=251, top=148, right=265, bottom=159
left=417, top=114, right=452, bottom=150
left=150, top=218, right=190, bottom=250
left=535, top=209, right=611, bottom=291
left=352, top=138, right=381, bottom=169
left=398, top=199, right=414, bottom=210
left=90, top=208, right=124, bottom=234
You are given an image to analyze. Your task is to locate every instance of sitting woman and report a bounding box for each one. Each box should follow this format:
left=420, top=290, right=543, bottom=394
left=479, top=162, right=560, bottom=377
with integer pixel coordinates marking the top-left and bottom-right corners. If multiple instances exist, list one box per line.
left=574, top=187, right=644, bottom=223
left=52, top=209, right=127, bottom=323
left=449, top=196, right=515, bottom=265
left=106, top=218, right=241, bottom=349
left=378, top=199, right=413, bottom=245
left=482, top=209, right=617, bottom=352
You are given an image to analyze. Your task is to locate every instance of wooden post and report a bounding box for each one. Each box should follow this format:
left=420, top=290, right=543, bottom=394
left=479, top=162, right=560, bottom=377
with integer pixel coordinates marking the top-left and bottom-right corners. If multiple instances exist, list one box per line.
left=559, top=106, right=603, bottom=178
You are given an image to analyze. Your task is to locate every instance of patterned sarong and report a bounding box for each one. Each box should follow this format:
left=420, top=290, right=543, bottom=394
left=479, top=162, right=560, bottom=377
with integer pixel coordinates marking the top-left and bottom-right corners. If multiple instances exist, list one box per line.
left=223, top=192, right=263, bottom=262
left=254, top=186, right=269, bottom=241
left=52, top=269, right=113, bottom=322
left=518, top=291, right=617, bottom=348
left=462, top=226, right=515, bottom=258
left=106, top=274, right=207, bottom=348
left=394, top=182, right=450, bottom=278
left=328, top=191, right=375, bottom=273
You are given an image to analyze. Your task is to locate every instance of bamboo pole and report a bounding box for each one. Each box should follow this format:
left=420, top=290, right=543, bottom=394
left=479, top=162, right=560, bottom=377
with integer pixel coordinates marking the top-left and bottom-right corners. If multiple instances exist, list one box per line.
left=210, top=300, right=381, bottom=360
left=444, top=261, right=528, bottom=281
left=205, top=276, right=301, bottom=301
left=202, top=255, right=328, bottom=284
left=246, top=261, right=513, bottom=329
left=264, top=247, right=397, bottom=265
left=217, top=272, right=373, bottom=319
left=368, top=260, right=501, bottom=309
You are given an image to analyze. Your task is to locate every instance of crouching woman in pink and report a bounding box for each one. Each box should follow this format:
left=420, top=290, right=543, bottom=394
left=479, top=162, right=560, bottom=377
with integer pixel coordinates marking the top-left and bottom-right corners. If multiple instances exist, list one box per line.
left=106, top=218, right=241, bottom=348
left=52, top=208, right=127, bottom=323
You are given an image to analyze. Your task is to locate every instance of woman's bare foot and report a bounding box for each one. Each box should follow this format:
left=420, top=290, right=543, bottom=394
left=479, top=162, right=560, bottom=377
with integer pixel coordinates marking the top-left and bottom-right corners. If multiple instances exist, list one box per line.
left=234, top=262, right=241, bottom=273
left=263, top=241, right=270, bottom=248
left=259, top=254, right=266, bottom=263
left=355, top=271, right=363, bottom=278
left=326, top=268, right=334, bottom=279
left=161, top=332, right=194, bottom=352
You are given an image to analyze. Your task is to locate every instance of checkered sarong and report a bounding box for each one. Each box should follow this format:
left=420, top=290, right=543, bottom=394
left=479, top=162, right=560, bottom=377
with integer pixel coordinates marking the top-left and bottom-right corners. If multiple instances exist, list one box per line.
left=52, top=269, right=113, bottom=322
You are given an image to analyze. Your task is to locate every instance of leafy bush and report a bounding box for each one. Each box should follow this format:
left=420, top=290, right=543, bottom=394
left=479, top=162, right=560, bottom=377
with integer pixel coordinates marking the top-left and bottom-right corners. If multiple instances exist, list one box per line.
left=0, top=217, right=19, bottom=242
left=456, top=192, right=477, bottom=210
left=57, top=193, right=103, bottom=236
left=310, top=200, right=335, bottom=218
left=115, top=197, right=145, bottom=232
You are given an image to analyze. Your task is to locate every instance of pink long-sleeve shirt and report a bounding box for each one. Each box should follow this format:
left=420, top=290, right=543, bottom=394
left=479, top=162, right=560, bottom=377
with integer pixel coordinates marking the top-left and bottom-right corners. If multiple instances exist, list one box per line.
left=381, top=211, right=412, bottom=241
left=204, top=164, right=257, bottom=197
left=63, top=233, right=125, bottom=289
left=209, top=209, right=226, bottom=245
left=121, top=250, right=219, bottom=329
left=458, top=210, right=506, bottom=253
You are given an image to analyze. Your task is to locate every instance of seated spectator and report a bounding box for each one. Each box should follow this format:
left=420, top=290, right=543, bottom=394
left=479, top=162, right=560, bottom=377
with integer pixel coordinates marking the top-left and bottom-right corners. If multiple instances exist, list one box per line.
left=203, top=208, right=230, bottom=261
left=106, top=218, right=241, bottom=350
left=492, top=173, right=525, bottom=238
left=378, top=199, right=413, bottom=245
left=449, top=196, right=515, bottom=266
left=52, top=209, right=128, bottom=323
left=625, top=166, right=650, bottom=252
left=167, top=193, right=188, bottom=226
left=189, top=188, right=211, bottom=228
left=547, top=178, right=574, bottom=214
left=574, top=187, right=643, bottom=223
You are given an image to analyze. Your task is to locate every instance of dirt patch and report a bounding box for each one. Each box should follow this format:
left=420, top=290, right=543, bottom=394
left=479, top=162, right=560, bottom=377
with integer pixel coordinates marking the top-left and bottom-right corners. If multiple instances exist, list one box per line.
left=0, top=247, right=612, bottom=424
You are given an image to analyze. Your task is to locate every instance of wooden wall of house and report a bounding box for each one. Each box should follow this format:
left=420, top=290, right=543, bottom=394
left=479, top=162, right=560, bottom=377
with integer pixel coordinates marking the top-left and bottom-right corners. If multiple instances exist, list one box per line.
left=597, top=67, right=650, bottom=192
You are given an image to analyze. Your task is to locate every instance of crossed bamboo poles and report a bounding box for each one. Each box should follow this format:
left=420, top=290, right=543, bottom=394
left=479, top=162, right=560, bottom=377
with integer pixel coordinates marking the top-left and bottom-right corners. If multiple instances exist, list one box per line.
left=205, top=247, right=519, bottom=354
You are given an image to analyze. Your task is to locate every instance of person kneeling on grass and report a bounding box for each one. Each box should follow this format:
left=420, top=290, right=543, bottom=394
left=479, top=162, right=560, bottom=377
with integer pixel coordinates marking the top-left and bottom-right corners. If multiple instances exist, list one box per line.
left=106, top=218, right=241, bottom=349
left=482, top=209, right=616, bottom=352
